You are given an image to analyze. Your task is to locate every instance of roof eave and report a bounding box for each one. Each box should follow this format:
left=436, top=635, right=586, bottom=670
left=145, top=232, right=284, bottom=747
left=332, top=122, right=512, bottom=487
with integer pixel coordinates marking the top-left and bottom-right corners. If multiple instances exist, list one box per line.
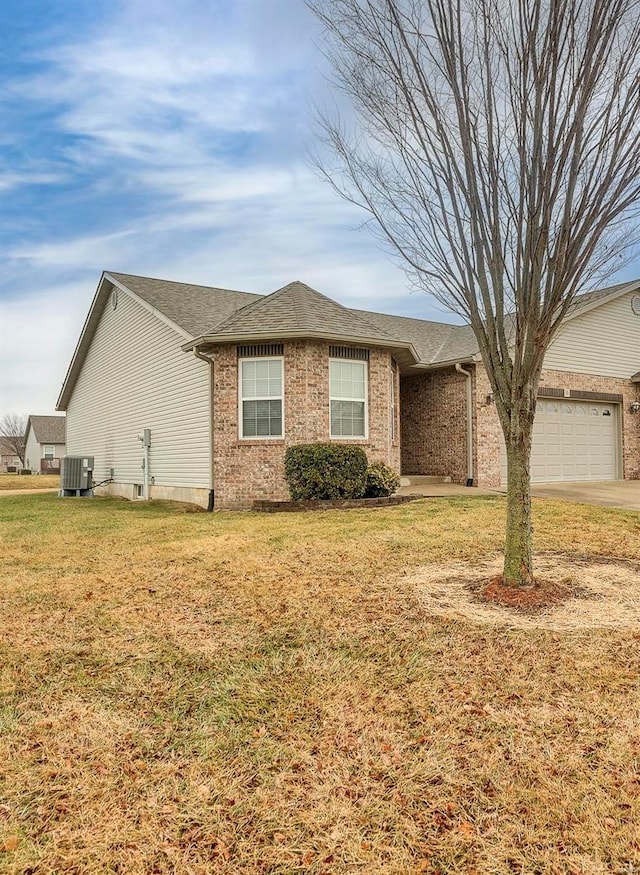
left=184, top=330, right=421, bottom=363
left=565, top=279, right=640, bottom=323
left=409, top=353, right=480, bottom=371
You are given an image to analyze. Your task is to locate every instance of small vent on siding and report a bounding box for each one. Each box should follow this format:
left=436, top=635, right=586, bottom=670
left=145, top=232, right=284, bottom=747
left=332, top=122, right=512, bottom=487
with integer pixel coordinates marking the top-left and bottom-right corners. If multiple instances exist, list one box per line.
left=237, top=343, right=284, bottom=358
left=329, top=346, right=370, bottom=360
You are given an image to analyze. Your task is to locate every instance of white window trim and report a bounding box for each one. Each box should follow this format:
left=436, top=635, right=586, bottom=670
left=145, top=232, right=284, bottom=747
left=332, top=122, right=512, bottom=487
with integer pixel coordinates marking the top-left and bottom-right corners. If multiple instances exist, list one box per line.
left=43, top=445, right=55, bottom=459
left=329, top=358, right=369, bottom=440
left=238, top=356, right=285, bottom=440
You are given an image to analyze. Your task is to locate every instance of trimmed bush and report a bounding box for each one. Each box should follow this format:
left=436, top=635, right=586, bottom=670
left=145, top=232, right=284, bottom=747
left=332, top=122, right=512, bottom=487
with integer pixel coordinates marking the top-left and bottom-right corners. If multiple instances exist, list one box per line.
left=284, top=443, right=368, bottom=500
left=364, top=462, right=401, bottom=498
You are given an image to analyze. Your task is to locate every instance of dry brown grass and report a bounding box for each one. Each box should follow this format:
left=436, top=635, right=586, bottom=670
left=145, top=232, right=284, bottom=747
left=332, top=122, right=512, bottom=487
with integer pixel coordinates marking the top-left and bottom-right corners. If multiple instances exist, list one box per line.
left=0, top=474, right=59, bottom=491
left=0, top=493, right=639, bottom=874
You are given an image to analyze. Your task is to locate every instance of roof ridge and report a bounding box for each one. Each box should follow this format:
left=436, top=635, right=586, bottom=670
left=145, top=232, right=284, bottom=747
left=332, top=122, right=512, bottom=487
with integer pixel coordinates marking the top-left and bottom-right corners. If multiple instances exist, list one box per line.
left=107, top=271, right=259, bottom=298
left=204, top=282, right=294, bottom=334
left=350, top=305, right=464, bottom=331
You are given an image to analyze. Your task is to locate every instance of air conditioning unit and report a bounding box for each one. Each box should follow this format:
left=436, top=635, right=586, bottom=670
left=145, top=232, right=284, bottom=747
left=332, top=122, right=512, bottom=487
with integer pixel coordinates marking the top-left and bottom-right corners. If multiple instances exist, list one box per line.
left=60, top=456, right=94, bottom=496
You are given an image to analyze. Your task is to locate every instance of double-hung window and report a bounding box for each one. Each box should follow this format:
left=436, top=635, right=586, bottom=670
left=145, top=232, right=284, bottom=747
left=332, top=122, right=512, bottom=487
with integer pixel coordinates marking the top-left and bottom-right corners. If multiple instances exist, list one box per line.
left=43, top=445, right=55, bottom=459
left=329, top=359, right=367, bottom=438
left=239, top=358, right=283, bottom=438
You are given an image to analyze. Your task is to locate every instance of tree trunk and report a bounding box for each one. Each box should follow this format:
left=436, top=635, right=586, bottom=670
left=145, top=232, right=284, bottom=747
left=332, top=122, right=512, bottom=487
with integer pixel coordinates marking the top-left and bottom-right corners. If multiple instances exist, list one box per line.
left=503, top=423, right=535, bottom=587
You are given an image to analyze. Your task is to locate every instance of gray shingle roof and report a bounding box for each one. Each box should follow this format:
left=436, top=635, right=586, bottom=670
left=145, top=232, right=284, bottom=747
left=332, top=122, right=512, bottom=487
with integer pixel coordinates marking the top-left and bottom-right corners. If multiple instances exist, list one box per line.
left=108, top=273, right=637, bottom=367
left=107, top=272, right=260, bottom=337
left=350, top=309, right=478, bottom=364
left=204, top=280, right=400, bottom=343
left=27, top=415, right=66, bottom=444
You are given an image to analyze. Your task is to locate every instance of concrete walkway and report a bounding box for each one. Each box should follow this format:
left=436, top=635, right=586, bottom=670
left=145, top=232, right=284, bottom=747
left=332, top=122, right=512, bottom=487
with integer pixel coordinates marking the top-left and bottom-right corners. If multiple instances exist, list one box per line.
left=530, top=481, right=640, bottom=512
left=396, top=483, right=497, bottom=498
left=396, top=478, right=639, bottom=511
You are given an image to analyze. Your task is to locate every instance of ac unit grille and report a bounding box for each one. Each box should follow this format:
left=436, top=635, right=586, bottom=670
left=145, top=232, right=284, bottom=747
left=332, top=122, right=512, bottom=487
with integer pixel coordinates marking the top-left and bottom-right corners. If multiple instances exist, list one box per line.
left=61, top=456, right=94, bottom=490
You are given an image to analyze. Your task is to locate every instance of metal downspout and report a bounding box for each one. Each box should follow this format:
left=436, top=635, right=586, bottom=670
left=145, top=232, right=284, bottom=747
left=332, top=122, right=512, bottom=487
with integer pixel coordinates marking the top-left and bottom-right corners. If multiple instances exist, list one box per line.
left=194, top=348, right=215, bottom=511
left=455, top=363, right=474, bottom=486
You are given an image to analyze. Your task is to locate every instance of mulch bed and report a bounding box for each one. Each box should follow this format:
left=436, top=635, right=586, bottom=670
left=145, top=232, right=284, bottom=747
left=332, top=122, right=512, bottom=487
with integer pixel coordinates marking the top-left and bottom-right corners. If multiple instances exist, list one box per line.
left=477, top=574, right=575, bottom=611
left=253, top=495, right=419, bottom=512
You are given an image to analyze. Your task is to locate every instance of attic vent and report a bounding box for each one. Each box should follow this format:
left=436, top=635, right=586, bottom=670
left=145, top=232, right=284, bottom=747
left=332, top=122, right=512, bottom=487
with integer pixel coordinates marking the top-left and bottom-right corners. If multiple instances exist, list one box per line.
left=539, top=386, right=622, bottom=403
left=538, top=386, right=565, bottom=398
left=329, top=346, right=370, bottom=361
left=237, top=343, right=284, bottom=358
left=569, top=389, right=622, bottom=403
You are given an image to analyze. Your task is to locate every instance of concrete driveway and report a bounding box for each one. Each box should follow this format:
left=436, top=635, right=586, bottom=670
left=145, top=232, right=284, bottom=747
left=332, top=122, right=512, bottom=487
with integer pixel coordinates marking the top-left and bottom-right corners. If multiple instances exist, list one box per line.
left=531, top=481, right=640, bottom=511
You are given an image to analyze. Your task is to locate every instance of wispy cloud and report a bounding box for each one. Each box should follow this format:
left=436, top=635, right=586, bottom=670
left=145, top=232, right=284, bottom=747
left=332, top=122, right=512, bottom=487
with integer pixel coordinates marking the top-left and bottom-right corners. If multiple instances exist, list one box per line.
left=0, top=0, right=442, bottom=414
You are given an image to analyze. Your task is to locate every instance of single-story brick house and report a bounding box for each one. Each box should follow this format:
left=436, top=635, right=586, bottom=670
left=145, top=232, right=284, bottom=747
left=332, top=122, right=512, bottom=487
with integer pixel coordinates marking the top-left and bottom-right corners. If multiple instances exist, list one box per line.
left=24, top=415, right=66, bottom=474
left=56, top=272, right=640, bottom=509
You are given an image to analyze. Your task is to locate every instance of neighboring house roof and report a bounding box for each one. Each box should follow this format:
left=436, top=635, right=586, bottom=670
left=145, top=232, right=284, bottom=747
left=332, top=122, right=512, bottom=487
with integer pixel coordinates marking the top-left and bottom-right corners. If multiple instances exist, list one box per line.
left=56, top=271, right=640, bottom=410
left=25, top=415, right=66, bottom=445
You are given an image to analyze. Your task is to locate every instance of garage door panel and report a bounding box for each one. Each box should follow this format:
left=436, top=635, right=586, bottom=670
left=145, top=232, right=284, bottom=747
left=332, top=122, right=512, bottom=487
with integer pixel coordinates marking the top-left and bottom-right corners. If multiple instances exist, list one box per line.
left=499, top=399, right=619, bottom=484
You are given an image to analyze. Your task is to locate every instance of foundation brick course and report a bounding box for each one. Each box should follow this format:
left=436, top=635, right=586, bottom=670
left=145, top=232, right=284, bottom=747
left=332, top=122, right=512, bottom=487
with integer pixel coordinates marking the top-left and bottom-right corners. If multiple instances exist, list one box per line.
left=210, top=340, right=400, bottom=509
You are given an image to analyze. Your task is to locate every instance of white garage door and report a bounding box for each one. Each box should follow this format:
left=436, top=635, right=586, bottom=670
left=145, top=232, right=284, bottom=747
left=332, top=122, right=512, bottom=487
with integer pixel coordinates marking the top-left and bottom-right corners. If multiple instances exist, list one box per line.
left=500, top=399, right=619, bottom=484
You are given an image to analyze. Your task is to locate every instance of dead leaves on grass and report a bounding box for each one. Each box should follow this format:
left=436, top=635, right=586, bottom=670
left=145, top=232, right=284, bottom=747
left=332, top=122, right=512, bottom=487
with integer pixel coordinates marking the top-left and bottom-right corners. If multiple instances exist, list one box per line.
left=1, top=498, right=640, bottom=873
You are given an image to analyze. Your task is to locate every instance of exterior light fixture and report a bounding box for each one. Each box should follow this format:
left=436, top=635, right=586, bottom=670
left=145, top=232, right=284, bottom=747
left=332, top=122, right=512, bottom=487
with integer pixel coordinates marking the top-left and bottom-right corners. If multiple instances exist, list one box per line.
left=630, top=401, right=640, bottom=414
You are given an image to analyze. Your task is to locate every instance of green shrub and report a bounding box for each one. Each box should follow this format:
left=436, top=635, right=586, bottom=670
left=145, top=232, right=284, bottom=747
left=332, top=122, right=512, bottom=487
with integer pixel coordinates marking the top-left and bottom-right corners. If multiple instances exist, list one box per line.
left=364, top=462, right=400, bottom=498
left=284, top=443, right=368, bottom=500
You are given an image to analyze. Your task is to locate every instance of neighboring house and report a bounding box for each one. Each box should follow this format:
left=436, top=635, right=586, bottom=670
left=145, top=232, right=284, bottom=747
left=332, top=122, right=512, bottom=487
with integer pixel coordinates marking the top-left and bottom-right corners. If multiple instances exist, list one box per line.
left=0, top=437, right=23, bottom=471
left=24, top=415, right=66, bottom=473
left=56, top=272, right=640, bottom=509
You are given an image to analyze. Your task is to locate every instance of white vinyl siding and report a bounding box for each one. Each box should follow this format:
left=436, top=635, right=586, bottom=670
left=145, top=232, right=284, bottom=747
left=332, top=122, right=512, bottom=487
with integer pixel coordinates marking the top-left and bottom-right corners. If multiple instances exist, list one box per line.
left=24, top=429, right=39, bottom=472
left=545, top=291, right=640, bottom=378
left=239, top=358, right=283, bottom=438
left=65, top=288, right=211, bottom=488
left=329, top=359, right=367, bottom=438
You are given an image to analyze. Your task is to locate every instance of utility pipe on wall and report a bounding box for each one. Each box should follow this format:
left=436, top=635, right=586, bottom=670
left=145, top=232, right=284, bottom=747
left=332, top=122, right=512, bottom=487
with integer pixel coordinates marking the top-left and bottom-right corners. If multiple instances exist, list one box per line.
left=455, top=363, right=474, bottom=486
left=140, top=428, right=151, bottom=499
left=194, top=348, right=215, bottom=511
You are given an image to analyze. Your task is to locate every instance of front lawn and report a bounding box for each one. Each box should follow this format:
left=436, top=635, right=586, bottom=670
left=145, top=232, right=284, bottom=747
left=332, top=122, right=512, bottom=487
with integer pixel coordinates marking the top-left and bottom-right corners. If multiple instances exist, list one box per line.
left=0, top=473, right=59, bottom=490
left=0, top=494, right=638, bottom=873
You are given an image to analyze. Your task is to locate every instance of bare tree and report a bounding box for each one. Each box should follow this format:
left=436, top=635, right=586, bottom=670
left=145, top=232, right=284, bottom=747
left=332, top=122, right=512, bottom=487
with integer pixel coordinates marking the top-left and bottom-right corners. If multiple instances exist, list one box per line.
left=308, top=0, right=640, bottom=586
left=0, top=413, right=27, bottom=467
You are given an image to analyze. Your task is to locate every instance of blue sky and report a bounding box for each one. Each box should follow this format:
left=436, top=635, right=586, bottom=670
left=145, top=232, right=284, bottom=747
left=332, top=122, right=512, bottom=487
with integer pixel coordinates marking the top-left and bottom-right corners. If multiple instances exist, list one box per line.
left=2, top=0, right=639, bottom=416
left=2, top=0, right=427, bottom=415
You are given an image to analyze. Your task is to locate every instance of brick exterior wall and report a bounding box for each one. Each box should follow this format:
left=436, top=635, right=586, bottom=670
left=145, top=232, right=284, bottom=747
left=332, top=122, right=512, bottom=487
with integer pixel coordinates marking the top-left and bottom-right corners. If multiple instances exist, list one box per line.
left=475, top=366, right=640, bottom=486
left=400, top=366, right=470, bottom=482
left=210, top=340, right=400, bottom=509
